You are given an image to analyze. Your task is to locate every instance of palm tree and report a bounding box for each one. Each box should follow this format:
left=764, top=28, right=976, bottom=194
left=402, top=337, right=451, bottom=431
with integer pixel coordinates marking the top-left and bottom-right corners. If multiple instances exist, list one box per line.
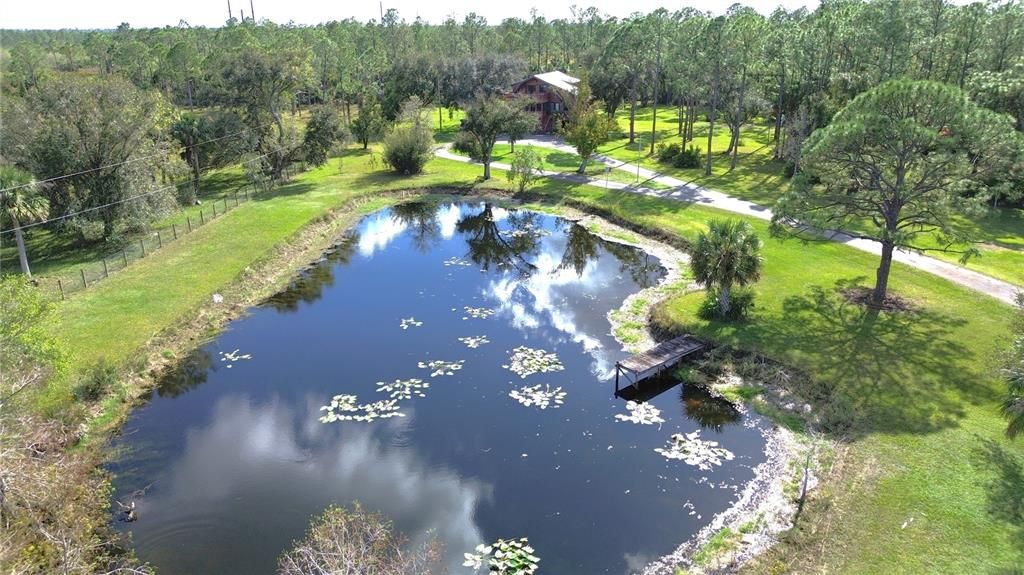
left=0, top=166, right=48, bottom=278
left=691, top=219, right=762, bottom=317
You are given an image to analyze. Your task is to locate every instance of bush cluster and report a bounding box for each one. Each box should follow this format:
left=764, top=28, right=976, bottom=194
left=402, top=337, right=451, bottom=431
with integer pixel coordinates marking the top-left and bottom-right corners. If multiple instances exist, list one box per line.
left=656, top=142, right=702, bottom=168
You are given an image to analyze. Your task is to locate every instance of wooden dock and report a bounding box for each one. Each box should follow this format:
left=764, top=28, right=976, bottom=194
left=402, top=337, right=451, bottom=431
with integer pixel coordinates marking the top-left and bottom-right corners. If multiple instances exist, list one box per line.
left=614, top=335, right=707, bottom=391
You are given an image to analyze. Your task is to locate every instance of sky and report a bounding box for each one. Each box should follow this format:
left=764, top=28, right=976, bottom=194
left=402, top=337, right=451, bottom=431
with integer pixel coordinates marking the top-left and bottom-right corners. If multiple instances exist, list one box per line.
left=0, top=0, right=819, bottom=30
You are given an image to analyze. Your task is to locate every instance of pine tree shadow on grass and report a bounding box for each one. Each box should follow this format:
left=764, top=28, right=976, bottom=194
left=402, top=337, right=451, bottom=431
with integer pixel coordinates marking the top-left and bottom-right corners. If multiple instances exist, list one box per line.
left=971, top=438, right=1024, bottom=559
left=778, top=279, right=993, bottom=436
left=705, top=278, right=992, bottom=438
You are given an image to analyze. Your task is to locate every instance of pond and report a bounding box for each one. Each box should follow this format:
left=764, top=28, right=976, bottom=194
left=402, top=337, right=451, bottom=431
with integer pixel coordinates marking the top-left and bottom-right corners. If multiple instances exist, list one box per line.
left=110, top=201, right=770, bottom=574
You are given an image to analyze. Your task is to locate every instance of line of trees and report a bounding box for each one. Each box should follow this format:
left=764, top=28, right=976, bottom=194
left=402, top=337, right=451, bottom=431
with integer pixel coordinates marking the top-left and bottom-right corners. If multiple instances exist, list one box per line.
left=2, top=1, right=1024, bottom=297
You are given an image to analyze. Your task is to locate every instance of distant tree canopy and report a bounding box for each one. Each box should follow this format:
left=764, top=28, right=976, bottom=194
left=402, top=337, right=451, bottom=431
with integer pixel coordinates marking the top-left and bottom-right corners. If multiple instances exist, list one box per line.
left=2, top=0, right=1024, bottom=248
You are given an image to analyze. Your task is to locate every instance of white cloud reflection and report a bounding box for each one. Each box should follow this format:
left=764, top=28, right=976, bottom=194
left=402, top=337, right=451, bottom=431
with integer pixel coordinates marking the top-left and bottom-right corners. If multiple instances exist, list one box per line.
left=436, top=203, right=463, bottom=239
left=358, top=213, right=408, bottom=257
left=128, top=397, right=487, bottom=573
left=485, top=240, right=617, bottom=379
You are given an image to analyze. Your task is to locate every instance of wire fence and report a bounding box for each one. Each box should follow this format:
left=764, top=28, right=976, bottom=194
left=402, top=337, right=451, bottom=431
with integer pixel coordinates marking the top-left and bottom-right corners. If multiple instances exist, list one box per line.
left=39, top=163, right=304, bottom=301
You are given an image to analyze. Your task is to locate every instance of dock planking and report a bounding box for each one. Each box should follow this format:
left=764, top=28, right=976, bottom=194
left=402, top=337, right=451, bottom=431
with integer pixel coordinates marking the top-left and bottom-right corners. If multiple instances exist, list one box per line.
left=615, top=335, right=707, bottom=391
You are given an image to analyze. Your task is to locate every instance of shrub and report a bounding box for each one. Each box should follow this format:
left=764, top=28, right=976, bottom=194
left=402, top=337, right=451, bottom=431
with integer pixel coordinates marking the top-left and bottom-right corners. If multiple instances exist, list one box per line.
left=672, top=145, right=703, bottom=169
left=278, top=504, right=442, bottom=575
left=382, top=113, right=434, bottom=176
left=73, top=358, right=118, bottom=403
left=507, top=148, right=545, bottom=193
left=657, top=142, right=681, bottom=163
left=697, top=288, right=756, bottom=321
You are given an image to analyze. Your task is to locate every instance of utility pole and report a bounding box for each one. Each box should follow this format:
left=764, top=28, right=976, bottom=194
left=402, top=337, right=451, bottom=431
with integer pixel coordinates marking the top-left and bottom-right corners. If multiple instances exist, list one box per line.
left=249, top=0, right=255, bottom=21
left=227, top=0, right=233, bottom=21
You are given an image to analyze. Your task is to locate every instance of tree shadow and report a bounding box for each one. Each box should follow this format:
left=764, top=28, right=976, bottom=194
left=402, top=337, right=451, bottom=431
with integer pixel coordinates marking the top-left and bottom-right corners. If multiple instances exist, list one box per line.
left=701, top=278, right=991, bottom=437
left=971, top=437, right=1024, bottom=559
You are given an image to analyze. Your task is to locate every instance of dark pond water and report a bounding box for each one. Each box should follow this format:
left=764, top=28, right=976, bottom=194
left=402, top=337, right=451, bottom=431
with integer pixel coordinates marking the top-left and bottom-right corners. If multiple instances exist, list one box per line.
left=111, top=201, right=769, bottom=575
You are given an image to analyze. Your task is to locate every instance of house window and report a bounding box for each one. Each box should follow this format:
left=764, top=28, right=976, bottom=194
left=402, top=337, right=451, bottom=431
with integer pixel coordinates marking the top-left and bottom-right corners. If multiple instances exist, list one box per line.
left=527, top=85, right=535, bottom=94
left=552, top=102, right=560, bottom=112
left=538, top=84, right=546, bottom=92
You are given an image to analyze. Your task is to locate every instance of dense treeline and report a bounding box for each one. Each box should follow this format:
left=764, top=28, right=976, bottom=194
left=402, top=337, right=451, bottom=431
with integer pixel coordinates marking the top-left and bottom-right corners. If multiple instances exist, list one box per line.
left=2, top=0, right=1023, bottom=246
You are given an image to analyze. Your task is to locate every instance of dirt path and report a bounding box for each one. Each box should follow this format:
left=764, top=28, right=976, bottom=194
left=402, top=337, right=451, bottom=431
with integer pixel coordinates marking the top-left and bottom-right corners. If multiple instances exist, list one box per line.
left=436, top=140, right=1021, bottom=305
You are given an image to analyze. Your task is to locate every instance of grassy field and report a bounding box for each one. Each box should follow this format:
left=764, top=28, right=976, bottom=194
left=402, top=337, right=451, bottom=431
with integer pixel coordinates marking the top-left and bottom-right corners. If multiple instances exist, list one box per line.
left=448, top=142, right=672, bottom=190
left=599, top=106, right=1024, bottom=287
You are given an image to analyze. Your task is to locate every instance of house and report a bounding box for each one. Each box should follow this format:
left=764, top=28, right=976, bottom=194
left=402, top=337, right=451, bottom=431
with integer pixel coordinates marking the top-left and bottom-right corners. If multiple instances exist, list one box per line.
left=509, top=71, right=579, bottom=133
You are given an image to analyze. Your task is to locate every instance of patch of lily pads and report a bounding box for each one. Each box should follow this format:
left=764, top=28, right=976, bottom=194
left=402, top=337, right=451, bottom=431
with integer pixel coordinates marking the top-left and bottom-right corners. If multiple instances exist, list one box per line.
left=463, top=306, right=496, bottom=320
left=654, top=430, right=735, bottom=471
left=502, top=346, right=565, bottom=379
left=463, top=537, right=539, bottom=574
left=376, top=378, right=430, bottom=400
left=444, top=256, right=473, bottom=267
left=417, top=359, right=465, bottom=377
left=319, top=395, right=405, bottom=423
left=218, top=349, right=252, bottom=368
left=399, top=317, right=423, bottom=330
left=509, top=384, right=566, bottom=410
left=458, top=335, right=490, bottom=348
left=614, top=400, right=665, bottom=426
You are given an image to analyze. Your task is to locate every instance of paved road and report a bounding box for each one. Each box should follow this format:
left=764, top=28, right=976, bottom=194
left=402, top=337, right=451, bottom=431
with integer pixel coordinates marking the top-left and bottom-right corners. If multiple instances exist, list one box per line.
left=436, top=138, right=1021, bottom=305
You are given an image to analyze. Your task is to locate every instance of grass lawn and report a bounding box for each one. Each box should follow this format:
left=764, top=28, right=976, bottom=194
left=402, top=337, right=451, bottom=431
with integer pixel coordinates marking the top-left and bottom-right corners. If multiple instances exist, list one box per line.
left=598, top=105, right=1024, bottom=287
left=16, top=113, right=1024, bottom=572
left=448, top=142, right=672, bottom=190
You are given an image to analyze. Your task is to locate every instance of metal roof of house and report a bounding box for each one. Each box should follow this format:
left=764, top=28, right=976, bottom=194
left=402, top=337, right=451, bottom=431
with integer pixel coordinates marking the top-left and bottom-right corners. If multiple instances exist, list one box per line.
left=518, top=71, right=579, bottom=94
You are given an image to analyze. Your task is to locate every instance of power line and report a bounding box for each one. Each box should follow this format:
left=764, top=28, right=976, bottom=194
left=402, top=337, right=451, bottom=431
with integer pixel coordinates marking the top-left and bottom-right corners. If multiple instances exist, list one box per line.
left=0, top=121, right=271, bottom=194
left=0, top=144, right=296, bottom=236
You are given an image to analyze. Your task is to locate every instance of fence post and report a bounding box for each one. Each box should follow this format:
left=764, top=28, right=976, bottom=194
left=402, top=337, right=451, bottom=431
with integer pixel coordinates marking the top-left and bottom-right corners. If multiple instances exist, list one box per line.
left=80, top=268, right=88, bottom=289
left=187, top=216, right=193, bottom=232
left=212, top=202, right=217, bottom=218
left=103, top=259, right=109, bottom=278
left=234, top=191, right=239, bottom=206
left=200, top=210, right=206, bottom=225
left=57, top=279, right=65, bottom=300
left=140, top=238, right=146, bottom=257
left=157, top=231, right=162, bottom=249
left=122, top=248, right=128, bottom=267
left=223, top=197, right=229, bottom=212
left=172, top=224, right=178, bottom=240
left=244, top=188, right=249, bottom=201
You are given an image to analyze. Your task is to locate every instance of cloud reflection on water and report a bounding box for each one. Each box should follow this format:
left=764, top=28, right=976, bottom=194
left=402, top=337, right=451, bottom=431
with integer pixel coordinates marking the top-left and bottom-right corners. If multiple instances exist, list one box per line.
left=130, top=396, right=487, bottom=573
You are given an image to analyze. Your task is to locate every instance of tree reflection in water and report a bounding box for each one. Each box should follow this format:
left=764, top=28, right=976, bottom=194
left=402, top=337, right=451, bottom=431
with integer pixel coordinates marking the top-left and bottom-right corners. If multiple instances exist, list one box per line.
left=681, top=384, right=742, bottom=432
left=265, top=233, right=359, bottom=312
left=615, top=373, right=741, bottom=432
left=557, top=221, right=601, bottom=277
left=456, top=203, right=541, bottom=279
left=390, top=200, right=442, bottom=253
left=152, top=348, right=214, bottom=399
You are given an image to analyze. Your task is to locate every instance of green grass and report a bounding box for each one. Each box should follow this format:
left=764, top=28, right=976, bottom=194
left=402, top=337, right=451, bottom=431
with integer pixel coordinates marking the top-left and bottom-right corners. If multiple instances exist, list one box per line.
left=522, top=177, right=1022, bottom=572
left=599, top=106, right=1024, bottom=287
left=449, top=142, right=672, bottom=190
